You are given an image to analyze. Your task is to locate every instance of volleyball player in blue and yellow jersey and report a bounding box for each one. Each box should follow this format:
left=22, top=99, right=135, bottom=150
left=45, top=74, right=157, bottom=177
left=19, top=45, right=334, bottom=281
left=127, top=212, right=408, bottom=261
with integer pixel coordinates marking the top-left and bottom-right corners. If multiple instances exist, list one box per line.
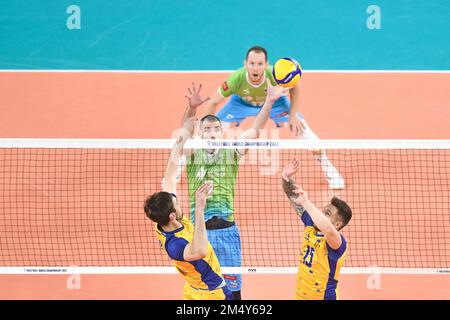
left=144, top=93, right=232, bottom=300
left=281, top=159, right=353, bottom=300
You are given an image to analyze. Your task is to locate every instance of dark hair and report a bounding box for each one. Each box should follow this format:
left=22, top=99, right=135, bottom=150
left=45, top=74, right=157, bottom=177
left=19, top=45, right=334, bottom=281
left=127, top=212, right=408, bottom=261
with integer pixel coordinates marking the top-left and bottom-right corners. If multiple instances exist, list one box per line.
left=200, top=114, right=222, bottom=125
left=246, top=46, right=268, bottom=62
left=144, top=191, right=175, bottom=226
left=331, top=197, right=352, bottom=230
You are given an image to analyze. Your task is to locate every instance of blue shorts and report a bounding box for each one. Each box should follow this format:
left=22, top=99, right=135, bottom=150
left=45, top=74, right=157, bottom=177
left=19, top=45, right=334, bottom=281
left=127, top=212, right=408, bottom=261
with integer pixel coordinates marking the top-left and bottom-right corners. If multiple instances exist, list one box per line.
left=216, top=94, right=291, bottom=127
left=207, top=224, right=242, bottom=292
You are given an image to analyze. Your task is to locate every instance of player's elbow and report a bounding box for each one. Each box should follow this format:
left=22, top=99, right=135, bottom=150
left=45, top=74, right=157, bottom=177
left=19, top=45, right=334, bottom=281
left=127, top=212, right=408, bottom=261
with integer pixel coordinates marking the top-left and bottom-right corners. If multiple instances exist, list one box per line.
left=320, top=225, right=337, bottom=236
left=198, top=243, right=208, bottom=258
left=198, top=250, right=207, bottom=259
left=193, top=243, right=208, bottom=259
left=192, top=249, right=207, bottom=260
left=312, top=220, right=334, bottom=235
left=184, top=249, right=207, bottom=261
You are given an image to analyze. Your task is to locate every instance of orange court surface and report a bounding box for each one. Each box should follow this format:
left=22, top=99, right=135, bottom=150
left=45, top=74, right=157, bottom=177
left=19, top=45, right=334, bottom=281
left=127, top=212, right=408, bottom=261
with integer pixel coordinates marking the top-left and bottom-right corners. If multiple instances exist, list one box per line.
left=0, top=71, right=449, bottom=299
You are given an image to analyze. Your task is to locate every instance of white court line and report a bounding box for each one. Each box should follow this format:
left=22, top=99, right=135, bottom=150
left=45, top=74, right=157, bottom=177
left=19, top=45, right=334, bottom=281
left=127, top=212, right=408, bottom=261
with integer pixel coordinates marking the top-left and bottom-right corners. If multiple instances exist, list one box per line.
left=0, top=267, right=448, bottom=274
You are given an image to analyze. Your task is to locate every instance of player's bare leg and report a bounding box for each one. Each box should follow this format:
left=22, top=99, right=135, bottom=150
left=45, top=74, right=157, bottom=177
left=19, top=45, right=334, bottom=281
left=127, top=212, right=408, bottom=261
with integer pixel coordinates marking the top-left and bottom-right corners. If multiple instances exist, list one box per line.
left=294, top=113, right=345, bottom=190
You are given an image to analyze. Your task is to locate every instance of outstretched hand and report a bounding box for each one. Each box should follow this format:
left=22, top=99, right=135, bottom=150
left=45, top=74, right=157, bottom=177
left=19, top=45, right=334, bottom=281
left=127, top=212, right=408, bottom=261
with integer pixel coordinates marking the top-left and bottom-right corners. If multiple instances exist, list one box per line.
left=266, top=80, right=289, bottom=104
left=195, top=182, right=213, bottom=210
left=282, top=158, right=300, bottom=181
left=185, top=83, right=210, bottom=109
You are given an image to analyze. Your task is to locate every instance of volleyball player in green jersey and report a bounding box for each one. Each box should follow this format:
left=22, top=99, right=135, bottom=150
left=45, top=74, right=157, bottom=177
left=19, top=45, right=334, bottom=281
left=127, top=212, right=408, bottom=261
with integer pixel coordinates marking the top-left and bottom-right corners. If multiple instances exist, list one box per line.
left=181, top=82, right=289, bottom=300
left=203, top=46, right=345, bottom=190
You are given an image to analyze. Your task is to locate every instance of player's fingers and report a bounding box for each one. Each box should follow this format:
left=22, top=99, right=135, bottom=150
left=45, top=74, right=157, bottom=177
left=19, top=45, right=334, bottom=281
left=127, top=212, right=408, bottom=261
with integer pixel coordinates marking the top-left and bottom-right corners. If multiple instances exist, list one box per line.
left=192, top=82, right=196, bottom=92
left=197, top=182, right=206, bottom=191
left=201, top=182, right=210, bottom=191
left=289, top=124, right=293, bottom=132
left=187, top=87, right=192, bottom=95
left=204, top=183, right=214, bottom=196
left=198, top=83, right=202, bottom=93
left=197, top=184, right=208, bottom=195
left=204, top=181, right=213, bottom=190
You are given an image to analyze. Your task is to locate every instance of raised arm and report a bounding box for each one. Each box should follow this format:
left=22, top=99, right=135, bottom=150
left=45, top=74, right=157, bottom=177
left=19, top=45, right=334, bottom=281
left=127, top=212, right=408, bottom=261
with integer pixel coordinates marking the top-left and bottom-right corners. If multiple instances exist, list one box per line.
left=161, top=117, right=195, bottom=194
left=241, top=80, right=289, bottom=139
left=237, top=81, right=289, bottom=155
left=183, top=182, right=213, bottom=261
left=286, top=81, right=306, bottom=137
left=281, top=159, right=305, bottom=216
left=291, top=187, right=342, bottom=250
left=180, top=83, right=210, bottom=126
left=180, top=83, right=210, bottom=157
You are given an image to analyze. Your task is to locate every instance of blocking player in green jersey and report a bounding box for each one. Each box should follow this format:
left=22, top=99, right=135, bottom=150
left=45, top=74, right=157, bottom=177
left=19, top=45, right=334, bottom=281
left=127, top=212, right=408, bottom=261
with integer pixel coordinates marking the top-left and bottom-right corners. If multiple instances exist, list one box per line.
left=203, top=46, right=345, bottom=190
left=181, top=82, right=289, bottom=300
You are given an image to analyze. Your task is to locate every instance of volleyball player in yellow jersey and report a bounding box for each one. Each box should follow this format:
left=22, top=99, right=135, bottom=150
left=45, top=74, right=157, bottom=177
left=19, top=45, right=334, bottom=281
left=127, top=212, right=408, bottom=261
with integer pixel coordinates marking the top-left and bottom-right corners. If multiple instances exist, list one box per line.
left=281, top=159, right=352, bottom=300
left=144, top=96, right=232, bottom=300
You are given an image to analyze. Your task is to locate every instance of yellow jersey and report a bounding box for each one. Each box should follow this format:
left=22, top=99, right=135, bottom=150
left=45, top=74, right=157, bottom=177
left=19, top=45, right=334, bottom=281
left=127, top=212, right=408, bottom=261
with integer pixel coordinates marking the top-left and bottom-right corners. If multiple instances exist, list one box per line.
left=296, top=211, right=347, bottom=300
left=155, top=216, right=227, bottom=291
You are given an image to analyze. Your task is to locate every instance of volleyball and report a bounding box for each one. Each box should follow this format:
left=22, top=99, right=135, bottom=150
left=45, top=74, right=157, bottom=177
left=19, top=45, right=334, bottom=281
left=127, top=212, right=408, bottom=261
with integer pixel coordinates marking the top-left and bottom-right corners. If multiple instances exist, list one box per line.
left=272, top=57, right=302, bottom=88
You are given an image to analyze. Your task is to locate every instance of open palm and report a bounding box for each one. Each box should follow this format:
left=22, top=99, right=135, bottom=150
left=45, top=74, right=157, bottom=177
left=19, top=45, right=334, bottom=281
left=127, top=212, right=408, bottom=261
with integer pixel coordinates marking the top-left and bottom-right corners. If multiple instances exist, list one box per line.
left=282, top=158, right=300, bottom=179
left=195, top=182, right=213, bottom=209
left=185, top=83, right=210, bottom=109
left=266, top=80, right=289, bottom=104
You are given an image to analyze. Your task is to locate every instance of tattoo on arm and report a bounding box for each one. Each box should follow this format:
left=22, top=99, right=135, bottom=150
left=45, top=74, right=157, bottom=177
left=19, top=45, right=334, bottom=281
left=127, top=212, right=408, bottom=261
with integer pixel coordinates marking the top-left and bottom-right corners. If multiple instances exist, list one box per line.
left=282, top=177, right=305, bottom=215
left=282, top=177, right=296, bottom=198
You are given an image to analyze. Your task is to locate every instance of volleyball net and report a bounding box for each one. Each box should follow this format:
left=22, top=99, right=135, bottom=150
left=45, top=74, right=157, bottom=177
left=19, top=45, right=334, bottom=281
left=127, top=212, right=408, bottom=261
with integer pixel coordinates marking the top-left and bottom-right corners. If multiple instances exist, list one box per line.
left=0, top=139, right=449, bottom=274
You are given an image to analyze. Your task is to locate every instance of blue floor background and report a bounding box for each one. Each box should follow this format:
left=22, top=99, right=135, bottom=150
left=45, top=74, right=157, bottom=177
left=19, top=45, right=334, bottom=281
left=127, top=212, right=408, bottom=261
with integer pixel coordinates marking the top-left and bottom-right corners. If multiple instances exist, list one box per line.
left=0, top=0, right=449, bottom=70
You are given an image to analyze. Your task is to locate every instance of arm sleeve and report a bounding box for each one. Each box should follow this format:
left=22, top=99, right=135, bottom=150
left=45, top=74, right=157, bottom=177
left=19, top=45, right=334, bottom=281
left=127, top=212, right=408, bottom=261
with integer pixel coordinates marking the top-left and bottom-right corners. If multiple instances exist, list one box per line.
left=165, top=238, right=189, bottom=261
left=219, top=71, right=239, bottom=98
left=301, top=211, right=314, bottom=227
left=326, top=234, right=347, bottom=256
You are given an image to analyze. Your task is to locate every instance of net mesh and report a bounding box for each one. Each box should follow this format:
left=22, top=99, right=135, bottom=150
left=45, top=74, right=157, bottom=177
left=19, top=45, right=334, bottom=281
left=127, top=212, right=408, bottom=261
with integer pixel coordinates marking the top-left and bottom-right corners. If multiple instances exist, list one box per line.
left=0, top=140, right=449, bottom=270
